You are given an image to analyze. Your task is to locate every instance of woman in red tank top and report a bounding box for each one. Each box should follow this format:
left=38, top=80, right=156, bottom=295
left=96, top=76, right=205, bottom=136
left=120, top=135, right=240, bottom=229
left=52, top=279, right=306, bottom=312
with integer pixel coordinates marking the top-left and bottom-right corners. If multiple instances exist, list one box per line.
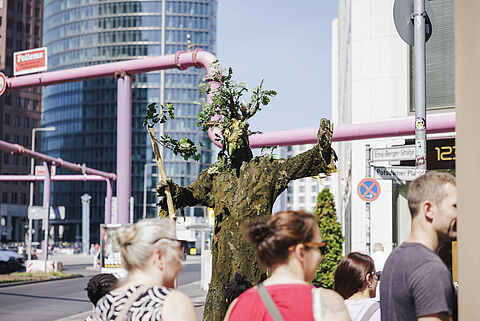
left=223, top=211, right=350, bottom=321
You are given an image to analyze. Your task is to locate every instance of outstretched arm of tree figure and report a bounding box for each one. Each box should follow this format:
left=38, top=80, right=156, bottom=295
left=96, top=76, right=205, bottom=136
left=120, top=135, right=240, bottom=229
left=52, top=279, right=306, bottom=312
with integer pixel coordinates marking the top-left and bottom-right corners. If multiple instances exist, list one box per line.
left=274, top=118, right=337, bottom=196
left=156, top=169, right=215, bottom=212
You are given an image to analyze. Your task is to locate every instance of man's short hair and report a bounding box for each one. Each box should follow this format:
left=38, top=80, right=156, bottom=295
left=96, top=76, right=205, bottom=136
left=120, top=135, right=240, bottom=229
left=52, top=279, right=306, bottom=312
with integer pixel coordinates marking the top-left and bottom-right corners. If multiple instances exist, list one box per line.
left=85, top=273, right=117, bottom=306
left=407, top=171, right=456, bottom=217
left=373, top=242, right=384, bottom=252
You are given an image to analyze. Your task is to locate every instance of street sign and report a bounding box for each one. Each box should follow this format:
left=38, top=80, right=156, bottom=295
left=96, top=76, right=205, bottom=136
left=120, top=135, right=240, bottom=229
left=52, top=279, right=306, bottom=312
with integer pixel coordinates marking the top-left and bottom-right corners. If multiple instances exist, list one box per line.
left=371, top=145, right=416, bottom=162
left=393, top=0, right=434, bottom=46
left=0, top=72, right=6, bottom=96
left=28, top=206, right=47, bottom=220
left=373, top=166, right=426, bottom=184
left=357, top=178, right=381, bottom=202
left=35, top=165, right=56, bottom=176
left=14, top=47, right=48, bottom=76
left=28, top=206, right=65, bottom=220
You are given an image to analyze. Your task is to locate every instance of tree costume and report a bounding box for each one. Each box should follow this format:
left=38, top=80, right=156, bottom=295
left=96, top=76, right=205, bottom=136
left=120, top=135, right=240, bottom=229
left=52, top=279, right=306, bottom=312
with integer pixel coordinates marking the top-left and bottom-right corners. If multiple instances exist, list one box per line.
left=153, top=67, right=337, bottom=320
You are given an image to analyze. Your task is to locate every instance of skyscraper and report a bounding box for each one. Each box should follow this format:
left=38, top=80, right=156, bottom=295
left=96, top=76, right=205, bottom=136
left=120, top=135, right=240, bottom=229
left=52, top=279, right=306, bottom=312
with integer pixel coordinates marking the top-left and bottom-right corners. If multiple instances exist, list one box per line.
left=42, top=0, right=217, bottom=242
left=0, top=0, right=43, bottom=242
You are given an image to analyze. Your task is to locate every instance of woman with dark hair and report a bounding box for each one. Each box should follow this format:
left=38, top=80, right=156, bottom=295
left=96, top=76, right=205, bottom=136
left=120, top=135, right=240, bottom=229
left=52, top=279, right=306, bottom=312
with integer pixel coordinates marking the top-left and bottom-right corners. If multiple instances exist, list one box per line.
left=224, top=211, right=350, bottom=321
left=334, top=252, right=380, bottom=321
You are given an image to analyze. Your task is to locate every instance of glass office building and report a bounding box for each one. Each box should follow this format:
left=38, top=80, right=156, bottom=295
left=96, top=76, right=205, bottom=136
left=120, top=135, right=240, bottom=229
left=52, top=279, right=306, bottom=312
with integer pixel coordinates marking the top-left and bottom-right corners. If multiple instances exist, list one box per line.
left=42, top=0, right=217, bottom=242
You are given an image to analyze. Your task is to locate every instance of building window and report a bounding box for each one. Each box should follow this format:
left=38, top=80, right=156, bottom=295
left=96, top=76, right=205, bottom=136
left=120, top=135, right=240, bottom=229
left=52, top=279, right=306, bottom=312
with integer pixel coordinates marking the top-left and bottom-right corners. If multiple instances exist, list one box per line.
left=23, top=98, right=29, bottom=109
left=32, top=119, right=37, bottom=127
left=14, top=115, right=20, bottom=127
left=3, top=153, right=8, bottom=164
left=410, top=0, right=454, bottom=111
left=23, top=136, right=29, bottom=146
left=34, top=25, right=39, bottom=36
left=4, top=133, right=9, bottom=141
left=23, top=117, right=29, bottom=128
left=14, top=96, right=21, bottom=107
left=13, top=155, right=19, bottom=165
left=16, top=21, right=23, bottom=32
left=16, top=2, right=23, bottom=14
left=312, top=196, right=317, bottom=203
left=4, top=114, right=10, bottom=125
left=299, top=196, right=305, bottom=203
left=299, top=186, right=305, bottom=193
left=13, top=134, right=19, bottom=143
left=2, top=192, right=7, bottom=203
left=21, top=193, right=27, bottom=204
left=26, top=4, right=31, bottom=16
left=15, top=39, right=22, bottom=51
left=311, top=185, right=317, bottom=193
left=33, top=100, right=38, bottom=111
left=11, top=193, right=17, bottom=204
left=35, top=7, right=40, bottom=18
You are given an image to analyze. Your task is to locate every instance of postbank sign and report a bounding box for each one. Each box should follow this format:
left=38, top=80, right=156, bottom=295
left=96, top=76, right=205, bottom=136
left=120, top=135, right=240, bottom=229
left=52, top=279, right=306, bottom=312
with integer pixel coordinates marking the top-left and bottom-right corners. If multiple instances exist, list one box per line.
left=14, top=47, right=48, bottom=76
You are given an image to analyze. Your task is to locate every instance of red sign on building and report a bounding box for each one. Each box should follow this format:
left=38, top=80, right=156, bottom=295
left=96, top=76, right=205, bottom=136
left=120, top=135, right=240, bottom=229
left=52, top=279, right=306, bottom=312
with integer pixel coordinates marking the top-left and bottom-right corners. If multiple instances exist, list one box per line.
left=14, top=47, right=48, bottom=76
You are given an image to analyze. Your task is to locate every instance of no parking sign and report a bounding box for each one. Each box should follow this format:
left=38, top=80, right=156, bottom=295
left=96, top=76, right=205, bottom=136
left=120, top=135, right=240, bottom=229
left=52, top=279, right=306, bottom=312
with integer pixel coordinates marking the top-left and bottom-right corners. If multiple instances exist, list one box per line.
left=357, top=178, right=381, bottom=202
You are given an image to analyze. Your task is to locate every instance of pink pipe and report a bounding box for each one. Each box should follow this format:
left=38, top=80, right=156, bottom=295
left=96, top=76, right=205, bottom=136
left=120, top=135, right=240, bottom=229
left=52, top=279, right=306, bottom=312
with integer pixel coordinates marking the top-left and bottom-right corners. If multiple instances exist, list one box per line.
left=209, top=113, right=456, bottom=148
left=0, top=140, right=116, bottom=180
left=0, top=174, right=113, bottom=224
left=0, top=175, right=109, bottom=181
left=6, top=50, right=218, bottom=89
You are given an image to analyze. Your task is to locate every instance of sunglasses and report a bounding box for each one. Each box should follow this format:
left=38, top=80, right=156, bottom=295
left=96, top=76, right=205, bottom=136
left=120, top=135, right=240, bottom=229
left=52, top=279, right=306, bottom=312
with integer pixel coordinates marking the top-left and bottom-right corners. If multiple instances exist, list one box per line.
left=304, top=241, right=327, bottom=255
left=152, top=237, right=188, bottom=261
left=368, top=271, right=381, bottom=281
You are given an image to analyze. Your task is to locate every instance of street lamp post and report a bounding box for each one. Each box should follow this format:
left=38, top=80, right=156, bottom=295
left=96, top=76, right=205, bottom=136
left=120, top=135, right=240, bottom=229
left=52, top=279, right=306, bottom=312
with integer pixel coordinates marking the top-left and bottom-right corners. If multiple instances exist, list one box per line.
left=143, top=163, right=157, bottom=219
left=27, top=126, right=55, bottom=261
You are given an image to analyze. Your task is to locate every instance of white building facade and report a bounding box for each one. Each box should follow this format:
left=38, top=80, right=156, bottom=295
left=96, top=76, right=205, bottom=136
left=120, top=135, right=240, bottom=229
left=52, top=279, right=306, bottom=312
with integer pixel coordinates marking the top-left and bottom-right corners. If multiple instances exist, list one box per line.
left=331, top=0, right=455, bottom=255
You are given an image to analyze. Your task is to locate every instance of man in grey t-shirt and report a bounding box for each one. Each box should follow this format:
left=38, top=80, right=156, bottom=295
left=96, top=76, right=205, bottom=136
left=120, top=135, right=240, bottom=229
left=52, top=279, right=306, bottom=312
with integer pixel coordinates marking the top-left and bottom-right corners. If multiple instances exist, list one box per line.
left=380, top=171, right=457, bottom=321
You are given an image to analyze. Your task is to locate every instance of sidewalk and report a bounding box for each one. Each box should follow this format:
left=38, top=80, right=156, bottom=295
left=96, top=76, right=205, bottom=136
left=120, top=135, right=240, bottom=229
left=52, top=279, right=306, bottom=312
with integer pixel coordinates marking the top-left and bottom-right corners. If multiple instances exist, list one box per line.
left=178, top=280, right=207, bottom=320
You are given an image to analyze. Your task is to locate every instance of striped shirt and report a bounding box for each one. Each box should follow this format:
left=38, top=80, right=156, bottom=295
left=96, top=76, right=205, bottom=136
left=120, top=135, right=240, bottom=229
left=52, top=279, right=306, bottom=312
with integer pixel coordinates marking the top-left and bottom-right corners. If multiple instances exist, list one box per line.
left=94, top=285, right=171, bottom=321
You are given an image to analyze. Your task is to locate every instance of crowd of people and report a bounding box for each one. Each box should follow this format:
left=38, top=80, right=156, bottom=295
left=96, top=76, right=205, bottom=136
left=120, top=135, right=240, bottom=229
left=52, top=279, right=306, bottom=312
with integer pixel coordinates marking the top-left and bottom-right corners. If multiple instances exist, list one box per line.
left=85, top=171, right=457, bottom=321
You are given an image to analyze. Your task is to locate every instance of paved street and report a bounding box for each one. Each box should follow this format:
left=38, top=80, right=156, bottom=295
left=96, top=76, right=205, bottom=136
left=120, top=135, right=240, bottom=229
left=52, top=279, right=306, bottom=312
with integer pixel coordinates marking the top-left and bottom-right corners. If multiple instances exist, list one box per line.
left=0, top=254, right=204, bottom=321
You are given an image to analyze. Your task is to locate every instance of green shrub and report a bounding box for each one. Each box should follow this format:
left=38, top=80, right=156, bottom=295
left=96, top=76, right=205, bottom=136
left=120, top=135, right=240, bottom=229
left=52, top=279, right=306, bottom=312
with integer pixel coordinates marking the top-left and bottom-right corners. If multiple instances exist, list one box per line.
left=313, top=188, right=344, bottom=289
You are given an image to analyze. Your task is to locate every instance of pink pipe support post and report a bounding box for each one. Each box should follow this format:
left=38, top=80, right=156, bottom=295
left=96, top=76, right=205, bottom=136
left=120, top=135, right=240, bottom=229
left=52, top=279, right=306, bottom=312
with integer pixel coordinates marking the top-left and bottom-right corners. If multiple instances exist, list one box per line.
left=41, top=162, right=51, bottom=262
left=105, top=179, right=112, bottom=225
left=116, top=74, right=132, bottom=224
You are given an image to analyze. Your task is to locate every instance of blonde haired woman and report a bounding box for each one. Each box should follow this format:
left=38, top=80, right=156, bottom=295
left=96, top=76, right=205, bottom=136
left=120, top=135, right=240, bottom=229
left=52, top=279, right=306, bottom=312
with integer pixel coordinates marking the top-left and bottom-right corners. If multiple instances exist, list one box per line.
left=94, top=219, right=197, bottom=321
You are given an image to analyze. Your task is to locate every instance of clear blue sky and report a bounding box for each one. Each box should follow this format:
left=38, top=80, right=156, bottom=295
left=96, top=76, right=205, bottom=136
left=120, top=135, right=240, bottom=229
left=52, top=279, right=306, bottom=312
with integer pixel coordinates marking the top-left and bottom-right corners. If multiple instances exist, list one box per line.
left=216, top=1, right=338, bottom=133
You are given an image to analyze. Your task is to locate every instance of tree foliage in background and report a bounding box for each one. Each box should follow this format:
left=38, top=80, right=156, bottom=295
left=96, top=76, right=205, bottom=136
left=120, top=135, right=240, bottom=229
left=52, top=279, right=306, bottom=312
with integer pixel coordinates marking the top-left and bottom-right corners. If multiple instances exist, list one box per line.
left=313, top=187, right=344, bottom=289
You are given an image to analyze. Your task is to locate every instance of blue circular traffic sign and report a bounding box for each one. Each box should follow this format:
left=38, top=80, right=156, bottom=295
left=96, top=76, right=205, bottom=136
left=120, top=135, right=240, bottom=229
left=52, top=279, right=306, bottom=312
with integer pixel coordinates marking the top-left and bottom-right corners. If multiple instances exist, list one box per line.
left=357, top=178, right=381, bottom=202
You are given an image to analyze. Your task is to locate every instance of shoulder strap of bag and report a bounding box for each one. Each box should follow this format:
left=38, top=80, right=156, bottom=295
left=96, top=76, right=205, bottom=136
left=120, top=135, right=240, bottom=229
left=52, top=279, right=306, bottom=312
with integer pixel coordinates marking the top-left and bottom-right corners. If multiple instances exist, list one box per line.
left=114, top=284, right=150, bottom=321
left=311, top=288, right=323, bottom=321
left=360, top=301, right=380, bottom=321
left=257, top=283, right=286, bottom=321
